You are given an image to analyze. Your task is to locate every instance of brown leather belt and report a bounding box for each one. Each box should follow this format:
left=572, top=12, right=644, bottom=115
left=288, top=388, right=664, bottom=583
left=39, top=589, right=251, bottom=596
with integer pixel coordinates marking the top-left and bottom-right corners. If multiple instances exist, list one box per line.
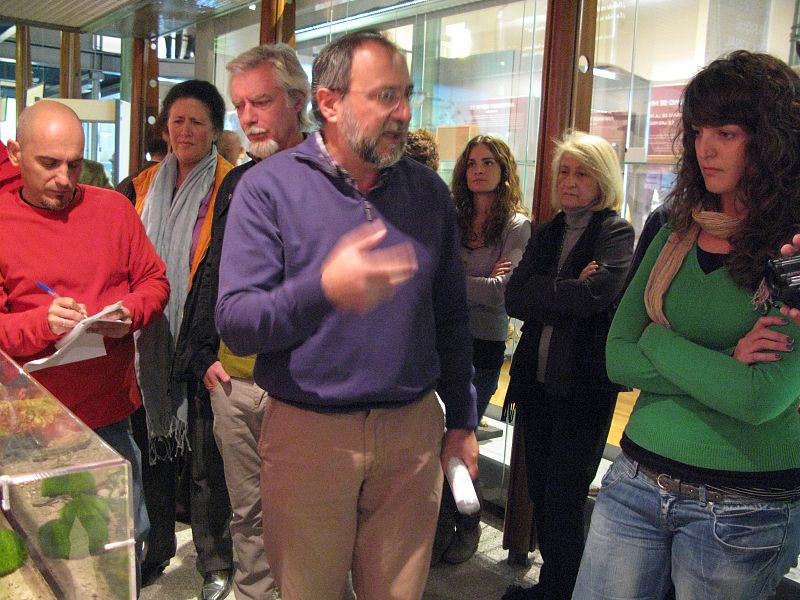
left=637, top=464, right=725, bottom=503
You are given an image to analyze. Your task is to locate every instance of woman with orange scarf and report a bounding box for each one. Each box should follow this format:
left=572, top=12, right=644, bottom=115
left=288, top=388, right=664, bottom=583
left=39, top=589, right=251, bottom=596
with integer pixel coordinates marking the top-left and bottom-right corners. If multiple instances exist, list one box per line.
left=130, top=80, right=234, bottom=595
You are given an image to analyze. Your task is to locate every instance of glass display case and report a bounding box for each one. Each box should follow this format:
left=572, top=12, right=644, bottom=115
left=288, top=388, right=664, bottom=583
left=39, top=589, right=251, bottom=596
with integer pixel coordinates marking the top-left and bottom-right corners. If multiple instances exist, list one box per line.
left=0, top=349, right=134, bottom=600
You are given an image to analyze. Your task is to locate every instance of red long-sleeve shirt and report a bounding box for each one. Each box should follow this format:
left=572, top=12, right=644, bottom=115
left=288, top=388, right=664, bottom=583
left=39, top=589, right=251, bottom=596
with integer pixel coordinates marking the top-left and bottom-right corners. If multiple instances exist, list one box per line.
left=0, top=185, right=169, bottom=428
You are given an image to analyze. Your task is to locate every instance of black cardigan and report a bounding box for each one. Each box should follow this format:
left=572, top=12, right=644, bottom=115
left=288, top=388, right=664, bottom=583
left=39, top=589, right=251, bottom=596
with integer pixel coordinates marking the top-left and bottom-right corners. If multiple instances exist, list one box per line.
left=504, top=208, right=634, bottom=397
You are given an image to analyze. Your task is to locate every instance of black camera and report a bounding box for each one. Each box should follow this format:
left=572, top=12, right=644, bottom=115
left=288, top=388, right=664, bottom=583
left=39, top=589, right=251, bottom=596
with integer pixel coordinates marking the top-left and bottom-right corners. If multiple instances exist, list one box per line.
left=766, top=255, right=800, bottom=309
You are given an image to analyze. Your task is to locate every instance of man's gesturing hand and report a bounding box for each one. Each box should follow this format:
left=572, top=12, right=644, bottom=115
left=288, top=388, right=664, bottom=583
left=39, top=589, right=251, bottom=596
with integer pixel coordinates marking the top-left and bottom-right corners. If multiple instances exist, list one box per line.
left=321, top=220, right=418, bottom=314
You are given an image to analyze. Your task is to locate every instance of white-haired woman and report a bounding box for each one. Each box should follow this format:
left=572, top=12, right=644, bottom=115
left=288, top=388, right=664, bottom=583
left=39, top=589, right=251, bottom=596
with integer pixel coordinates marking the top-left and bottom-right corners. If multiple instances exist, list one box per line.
left=502, top=130, right=634, bottom=600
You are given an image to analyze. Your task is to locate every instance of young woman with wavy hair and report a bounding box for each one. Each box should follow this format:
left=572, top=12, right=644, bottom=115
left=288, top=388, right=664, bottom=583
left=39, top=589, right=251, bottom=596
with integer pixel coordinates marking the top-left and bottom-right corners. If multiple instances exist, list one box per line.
left=573, top=51, right=800, bottom=600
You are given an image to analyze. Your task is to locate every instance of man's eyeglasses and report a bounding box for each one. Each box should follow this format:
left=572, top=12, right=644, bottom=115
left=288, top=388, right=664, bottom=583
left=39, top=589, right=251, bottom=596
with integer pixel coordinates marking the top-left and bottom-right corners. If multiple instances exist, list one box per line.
left=345, top=88, right=426, bottom=109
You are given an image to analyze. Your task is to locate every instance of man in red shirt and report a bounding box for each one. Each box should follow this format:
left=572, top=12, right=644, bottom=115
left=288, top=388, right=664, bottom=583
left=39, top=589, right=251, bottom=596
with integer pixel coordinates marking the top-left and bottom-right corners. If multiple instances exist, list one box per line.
left=0, top=100, right=170, bottom=589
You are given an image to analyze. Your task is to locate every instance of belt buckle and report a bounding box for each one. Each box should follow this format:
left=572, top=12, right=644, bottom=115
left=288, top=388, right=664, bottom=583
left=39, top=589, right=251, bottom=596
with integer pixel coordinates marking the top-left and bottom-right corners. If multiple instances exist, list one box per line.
left=655, top=473, right=673, bottom=492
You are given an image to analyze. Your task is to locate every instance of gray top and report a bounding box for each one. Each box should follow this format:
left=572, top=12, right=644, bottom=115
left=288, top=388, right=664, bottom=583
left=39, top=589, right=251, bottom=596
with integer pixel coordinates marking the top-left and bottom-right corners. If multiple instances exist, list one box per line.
left=460, top=212, right=531, bottom=341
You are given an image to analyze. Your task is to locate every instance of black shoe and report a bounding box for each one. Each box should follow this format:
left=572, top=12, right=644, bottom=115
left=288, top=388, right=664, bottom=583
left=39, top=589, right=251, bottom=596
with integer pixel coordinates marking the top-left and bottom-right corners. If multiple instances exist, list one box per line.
left=141, top=559, right=169, bottom=587
left=501, top=583, right=543, bottom=600
left=442, top=523, right=481, bottom=565
left=202, top=569, right=233, bottom=600
left=431, top=523, right=455, bottom=567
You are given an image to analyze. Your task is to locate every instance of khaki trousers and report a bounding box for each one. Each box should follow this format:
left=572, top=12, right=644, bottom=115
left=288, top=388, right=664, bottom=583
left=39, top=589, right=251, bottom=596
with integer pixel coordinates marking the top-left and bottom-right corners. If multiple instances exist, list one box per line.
left=259, top=391, right=445, bottom=600
left=210, top=377, right=275, bottom=599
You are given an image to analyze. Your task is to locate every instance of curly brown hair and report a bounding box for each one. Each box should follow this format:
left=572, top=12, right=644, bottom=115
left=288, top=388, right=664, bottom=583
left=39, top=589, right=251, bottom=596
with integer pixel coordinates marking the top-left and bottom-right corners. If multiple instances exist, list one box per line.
left=404, top=129, right=439, bottom=171
left=668, top=50, right=800, bottom=290
left=451, top=135, right=526, bottom=247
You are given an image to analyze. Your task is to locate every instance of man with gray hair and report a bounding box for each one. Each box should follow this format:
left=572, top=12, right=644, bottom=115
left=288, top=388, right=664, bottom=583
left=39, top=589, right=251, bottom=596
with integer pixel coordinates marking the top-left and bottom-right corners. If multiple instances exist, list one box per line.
left=172, top=42, right=309, bottom=600
left=216, top=31, right=478, bottom=600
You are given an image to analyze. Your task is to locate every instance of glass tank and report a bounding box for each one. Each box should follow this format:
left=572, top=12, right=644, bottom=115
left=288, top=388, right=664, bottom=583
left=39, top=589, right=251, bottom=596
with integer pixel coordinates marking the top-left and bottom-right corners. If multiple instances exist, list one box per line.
left=0, top=349, right=134, bottom=600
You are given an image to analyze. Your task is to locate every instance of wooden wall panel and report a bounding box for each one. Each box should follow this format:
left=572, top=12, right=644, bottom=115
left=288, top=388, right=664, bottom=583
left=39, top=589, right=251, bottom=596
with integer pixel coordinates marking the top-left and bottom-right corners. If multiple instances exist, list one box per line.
left=261, top=0, right=296, bottom=47
left=129, top=37, right=160, bottom=176
left=15, top=25, right=32, bottom=118
left=530, top=0, right=597, bottom=224
left=59, top=31, right=82, bottom=99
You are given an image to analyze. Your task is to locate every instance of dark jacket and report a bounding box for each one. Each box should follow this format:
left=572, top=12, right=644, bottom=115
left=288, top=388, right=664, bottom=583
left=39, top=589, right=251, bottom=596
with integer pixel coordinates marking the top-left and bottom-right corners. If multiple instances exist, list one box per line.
left=505, top=208, right=634, bottom=396
left=626, top=202, right=670, bottom=286
left=172, top=159, right=258, bottom=382
left=116, top=160, right=159, bottom=205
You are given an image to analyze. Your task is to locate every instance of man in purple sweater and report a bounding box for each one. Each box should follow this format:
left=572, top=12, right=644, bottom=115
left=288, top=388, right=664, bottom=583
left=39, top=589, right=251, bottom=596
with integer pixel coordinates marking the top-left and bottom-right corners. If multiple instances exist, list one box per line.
left=216, top=31, right=478, bottom=600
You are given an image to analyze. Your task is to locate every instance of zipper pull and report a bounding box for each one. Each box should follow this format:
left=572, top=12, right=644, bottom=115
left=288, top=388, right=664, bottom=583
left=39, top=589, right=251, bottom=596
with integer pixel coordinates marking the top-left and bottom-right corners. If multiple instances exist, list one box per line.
left=364, top=200, right=373, bottom=222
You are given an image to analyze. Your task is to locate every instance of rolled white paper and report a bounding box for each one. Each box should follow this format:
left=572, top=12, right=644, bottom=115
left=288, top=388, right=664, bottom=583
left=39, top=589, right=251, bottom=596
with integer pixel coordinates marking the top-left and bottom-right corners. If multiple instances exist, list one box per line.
left=445, top=457, right=480, bottom=515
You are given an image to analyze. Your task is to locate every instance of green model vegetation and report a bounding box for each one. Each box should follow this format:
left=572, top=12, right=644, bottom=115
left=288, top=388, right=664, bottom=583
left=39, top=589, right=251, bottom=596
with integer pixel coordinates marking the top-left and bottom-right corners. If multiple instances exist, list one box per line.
left=38, top=511, right=109, bottom=559
left=60, top=495, right=110, bottom=523
left=38, top=474, right=111, bottom=559
left=0, top=528, right=27, bottom=576
left=41, top=472, right=97, bottom=497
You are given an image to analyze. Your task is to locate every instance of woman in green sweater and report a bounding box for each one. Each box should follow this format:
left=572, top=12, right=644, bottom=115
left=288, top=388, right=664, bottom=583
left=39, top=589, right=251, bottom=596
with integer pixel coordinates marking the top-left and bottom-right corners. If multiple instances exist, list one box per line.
left=573, top=51, right=800, bottom=600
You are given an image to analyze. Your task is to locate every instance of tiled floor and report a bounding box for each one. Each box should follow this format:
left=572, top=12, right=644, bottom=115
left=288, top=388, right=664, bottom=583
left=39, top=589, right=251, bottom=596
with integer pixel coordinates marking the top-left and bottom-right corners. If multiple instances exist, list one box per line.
left=139, top=511, right=540, bottom=600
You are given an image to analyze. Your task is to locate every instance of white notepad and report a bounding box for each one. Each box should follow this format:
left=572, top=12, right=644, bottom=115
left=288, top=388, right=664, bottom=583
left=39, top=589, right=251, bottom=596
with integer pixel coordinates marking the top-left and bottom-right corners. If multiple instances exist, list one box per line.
left=23, top=301, right=124, bottom=373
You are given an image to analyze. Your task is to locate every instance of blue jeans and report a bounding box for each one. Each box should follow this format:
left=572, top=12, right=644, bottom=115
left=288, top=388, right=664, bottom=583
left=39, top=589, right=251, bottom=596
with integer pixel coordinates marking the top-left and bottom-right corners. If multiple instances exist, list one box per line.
left=473, top=365, right=501, bottom=420
left=95, top=417, right=150, bottom=582
left=573, top=453, right=800, bottom=600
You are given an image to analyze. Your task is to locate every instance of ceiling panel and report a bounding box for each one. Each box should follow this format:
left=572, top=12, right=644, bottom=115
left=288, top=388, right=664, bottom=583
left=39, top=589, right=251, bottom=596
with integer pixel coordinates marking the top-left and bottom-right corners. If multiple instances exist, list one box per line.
left=0, top=0, right=255, bottom=37
left=0, top=0, right=131, bottom=31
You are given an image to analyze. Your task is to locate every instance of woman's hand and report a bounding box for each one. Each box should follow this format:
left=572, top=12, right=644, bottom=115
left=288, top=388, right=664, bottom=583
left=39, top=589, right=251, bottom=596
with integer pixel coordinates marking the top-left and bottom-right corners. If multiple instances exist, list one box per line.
left=578, top=260, right=601, bottom=281
left=733, top=316, right=793, bottom=364
left=490, top=259, right=512, bottom=278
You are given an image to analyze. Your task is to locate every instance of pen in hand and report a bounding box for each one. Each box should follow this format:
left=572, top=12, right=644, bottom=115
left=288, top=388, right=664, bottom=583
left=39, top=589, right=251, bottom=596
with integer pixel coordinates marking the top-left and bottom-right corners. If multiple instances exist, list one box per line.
left=36, top=281, right=60, bottom=298
left=36, top=281, right=88, bottom=318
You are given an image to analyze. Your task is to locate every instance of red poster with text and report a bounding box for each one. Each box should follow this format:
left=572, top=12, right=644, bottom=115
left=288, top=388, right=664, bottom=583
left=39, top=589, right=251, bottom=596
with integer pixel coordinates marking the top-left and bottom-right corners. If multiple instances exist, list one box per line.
left=648, top=84, right=683, bottom=159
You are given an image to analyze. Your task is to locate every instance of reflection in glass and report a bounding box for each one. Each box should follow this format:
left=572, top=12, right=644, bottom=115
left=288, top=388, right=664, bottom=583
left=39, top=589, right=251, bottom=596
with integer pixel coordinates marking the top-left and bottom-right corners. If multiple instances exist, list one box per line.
left=591, top=0, right=793, bottom=241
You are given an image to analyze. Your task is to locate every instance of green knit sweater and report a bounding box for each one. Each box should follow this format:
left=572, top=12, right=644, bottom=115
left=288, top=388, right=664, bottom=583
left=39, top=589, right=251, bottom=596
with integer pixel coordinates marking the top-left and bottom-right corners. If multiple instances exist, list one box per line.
left=608, top=226, right=800, bottom=472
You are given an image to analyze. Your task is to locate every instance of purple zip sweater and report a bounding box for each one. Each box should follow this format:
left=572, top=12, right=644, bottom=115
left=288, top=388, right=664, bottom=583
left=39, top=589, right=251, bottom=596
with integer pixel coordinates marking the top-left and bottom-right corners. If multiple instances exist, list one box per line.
left=216, top=133, right=477, bottom=430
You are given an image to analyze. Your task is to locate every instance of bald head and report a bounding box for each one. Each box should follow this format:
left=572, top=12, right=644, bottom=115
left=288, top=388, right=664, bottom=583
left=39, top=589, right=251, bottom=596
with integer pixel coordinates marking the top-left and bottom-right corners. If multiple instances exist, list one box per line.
left=16, top=100, right=84, bottom=148
left=8, top=100, right=85, bottom=211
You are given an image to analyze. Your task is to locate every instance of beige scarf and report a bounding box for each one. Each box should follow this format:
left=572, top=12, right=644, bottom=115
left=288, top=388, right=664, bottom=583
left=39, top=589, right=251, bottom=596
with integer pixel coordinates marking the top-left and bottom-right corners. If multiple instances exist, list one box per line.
left=644, top=210, right=743, bottom=327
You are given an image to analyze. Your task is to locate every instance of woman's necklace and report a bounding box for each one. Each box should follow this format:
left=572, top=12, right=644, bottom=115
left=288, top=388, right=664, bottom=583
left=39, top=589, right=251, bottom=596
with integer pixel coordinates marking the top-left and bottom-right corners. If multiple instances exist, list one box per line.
left=468, top=221, right=485, bottom=249
left=469, top=208, right=491, bottom=248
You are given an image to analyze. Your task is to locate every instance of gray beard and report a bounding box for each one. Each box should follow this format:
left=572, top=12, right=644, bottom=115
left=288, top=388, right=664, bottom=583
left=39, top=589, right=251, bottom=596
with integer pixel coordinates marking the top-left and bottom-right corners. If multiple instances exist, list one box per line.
left=340, top=108, right=406, bottom=169
left=354, top=137, right=404, bottom=169
left=248, top=138, right=280, bottom=160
